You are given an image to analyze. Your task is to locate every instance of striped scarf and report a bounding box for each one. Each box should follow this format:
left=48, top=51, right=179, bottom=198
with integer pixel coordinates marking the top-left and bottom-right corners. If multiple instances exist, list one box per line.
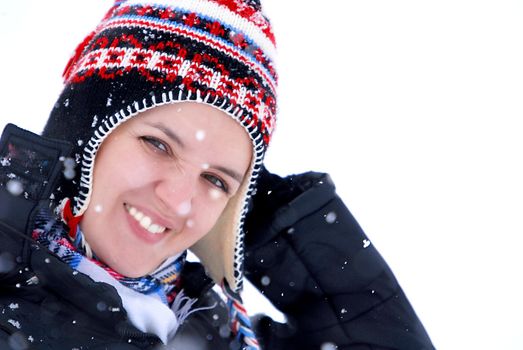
left=32, top=207, right=260, bottom=349
left=31, top=209, right=186, bottom=305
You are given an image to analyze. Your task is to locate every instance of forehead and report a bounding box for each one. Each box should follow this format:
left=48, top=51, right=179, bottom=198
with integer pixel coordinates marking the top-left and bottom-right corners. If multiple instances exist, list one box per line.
left=116, top=102, right=254, bottom=161
left=129, top=102, right=245, bottom=132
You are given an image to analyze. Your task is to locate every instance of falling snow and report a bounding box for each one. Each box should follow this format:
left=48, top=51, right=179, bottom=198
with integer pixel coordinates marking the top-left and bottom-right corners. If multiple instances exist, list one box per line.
left=176, top=201, right=192, bottom=216
left=63, top=168, right=75, bottom=179
left=363, top=239, right=371, bottom=248
left=94, top=205, right=103, bottom=213
left=6, top=179, right=23, bottom=196
left=261, top=276, right=271, bottom=286
left=321, top=342, right=338, bottom=350
left=195, top=130, right=206, bottom=141
left=218, top=324, right=230, bottom=338
left=63, top=158, right=75, bottom=168
left=325, top=211, right=337, bottom=224
left=7, top=319, right=20, bottom=329
left=8, top=303, right=19, bottom=310
left=209, top=188, right=222, bottom=200
left=26, top=276, right=38, bottom=287
left=62, top=157, right=76, bottom=180
left=96, top=301, right=107, bottom=312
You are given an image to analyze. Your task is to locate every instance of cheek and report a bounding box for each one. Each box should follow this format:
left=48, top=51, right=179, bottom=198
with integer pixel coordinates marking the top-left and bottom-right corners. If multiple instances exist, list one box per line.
left=190, top=191, right=229, bottom=236
left=94, top=146, right=162, bottom=196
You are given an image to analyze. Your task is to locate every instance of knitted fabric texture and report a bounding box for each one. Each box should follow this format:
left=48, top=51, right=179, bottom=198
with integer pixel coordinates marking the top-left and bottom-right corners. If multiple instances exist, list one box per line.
left=223, top=281, right=260, bottom=349
left=43, top=0, right=278, bottom=292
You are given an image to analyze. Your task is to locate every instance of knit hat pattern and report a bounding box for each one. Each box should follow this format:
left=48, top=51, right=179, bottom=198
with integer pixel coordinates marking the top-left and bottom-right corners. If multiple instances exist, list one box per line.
left=43, top=0, right=277, bottom=291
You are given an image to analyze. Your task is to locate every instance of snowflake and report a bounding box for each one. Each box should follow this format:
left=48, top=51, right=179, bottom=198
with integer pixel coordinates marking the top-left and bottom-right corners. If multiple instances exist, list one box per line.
left=7, top=319, right=20, bottom=329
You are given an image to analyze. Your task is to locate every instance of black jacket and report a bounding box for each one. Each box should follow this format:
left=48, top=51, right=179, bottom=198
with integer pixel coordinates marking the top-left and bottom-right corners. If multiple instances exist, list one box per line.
left=0, top=170, right=434, bottom=349
left=244, top=170, right=434, bottom=349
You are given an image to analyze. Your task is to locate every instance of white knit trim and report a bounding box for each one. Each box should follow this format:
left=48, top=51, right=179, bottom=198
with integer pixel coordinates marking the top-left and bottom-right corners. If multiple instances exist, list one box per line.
left=122, top=0, right=277, bottom=61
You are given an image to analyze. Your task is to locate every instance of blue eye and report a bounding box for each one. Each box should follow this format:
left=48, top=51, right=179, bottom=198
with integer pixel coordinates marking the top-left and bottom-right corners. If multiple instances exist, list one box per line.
left=202, top=173, right=229, bottom=194
left=141, top=136, right=170, bottom=154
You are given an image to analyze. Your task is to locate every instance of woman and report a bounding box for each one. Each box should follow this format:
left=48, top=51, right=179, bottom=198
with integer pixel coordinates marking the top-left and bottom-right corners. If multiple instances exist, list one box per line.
left=0, top=0, right=434, bottom=349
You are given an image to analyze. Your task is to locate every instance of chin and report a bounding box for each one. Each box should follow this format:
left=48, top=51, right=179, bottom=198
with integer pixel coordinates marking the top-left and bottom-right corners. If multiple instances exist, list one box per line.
left=121, top=263, right=153, bottom=278
left=102, top=256, right=151, bottom=278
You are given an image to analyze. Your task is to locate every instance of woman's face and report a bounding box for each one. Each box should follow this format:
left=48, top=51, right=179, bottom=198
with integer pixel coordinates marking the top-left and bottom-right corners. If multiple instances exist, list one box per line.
left=80, top=102, right=252, bottom=277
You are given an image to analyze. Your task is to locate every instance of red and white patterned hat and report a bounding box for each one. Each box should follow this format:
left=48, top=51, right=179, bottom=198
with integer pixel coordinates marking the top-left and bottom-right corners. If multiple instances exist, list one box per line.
left=43, top=0, right=277, bottom=292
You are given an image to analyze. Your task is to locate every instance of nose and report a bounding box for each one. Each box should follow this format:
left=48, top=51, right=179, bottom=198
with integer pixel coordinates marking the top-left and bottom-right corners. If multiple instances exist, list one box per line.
left=154, top=168, right=197, bottom=217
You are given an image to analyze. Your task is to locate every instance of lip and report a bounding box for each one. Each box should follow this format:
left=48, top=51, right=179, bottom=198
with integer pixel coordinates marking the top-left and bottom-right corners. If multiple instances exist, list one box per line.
left=123, top=203, right=175, bottom=244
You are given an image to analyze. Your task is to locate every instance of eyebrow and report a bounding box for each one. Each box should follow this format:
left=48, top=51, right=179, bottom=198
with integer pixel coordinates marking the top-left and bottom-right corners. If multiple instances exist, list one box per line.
left=213, top=165, right=244, bottom=184
left=147, top=122, right=245, bottom=184
left=147, top=122, right=186, bottom=148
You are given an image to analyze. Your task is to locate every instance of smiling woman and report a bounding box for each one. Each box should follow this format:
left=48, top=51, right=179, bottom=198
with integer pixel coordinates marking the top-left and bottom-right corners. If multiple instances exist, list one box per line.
left=0, top=0, right=436, bottom=349
left=2, top=0, right=280, bottom=347
left=81, top=103, right=252, bottom=278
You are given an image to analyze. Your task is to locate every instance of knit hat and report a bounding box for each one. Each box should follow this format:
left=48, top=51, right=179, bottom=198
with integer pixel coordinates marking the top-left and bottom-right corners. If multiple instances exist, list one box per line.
left=43, top=0, right=277, bottom=293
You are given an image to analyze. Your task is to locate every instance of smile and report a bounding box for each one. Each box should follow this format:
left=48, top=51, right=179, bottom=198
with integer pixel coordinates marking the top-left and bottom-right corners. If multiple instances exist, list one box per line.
left=124, top=203, right=168, bottom=234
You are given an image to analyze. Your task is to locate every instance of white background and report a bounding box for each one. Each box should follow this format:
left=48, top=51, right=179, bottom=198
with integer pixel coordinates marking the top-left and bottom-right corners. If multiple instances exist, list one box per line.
left=1, top=1, right=522, bottom=349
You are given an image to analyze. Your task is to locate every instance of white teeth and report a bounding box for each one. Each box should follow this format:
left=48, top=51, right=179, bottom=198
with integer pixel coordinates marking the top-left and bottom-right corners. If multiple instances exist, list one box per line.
left=149, top=224, right=164, bottom=234
left=140, top=216, right=152, bottom=229
left=125, top=204, right=167, bottom=234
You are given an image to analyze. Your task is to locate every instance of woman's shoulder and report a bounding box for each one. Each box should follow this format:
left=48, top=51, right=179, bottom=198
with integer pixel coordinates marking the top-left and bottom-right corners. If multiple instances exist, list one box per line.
left=0, top=238, right=159, bottom=349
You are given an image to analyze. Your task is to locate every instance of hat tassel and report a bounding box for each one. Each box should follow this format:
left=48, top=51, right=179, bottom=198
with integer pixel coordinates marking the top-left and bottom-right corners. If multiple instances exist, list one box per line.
left=222, top=281, right=260, bottom=350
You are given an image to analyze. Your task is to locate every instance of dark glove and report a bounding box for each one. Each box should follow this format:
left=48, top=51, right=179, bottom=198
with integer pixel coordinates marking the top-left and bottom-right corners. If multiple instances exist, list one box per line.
left=0, top=124, right=72, bottom=280
left=0, top=124, right=72, bottom=235
left=244, top=166, right=329, bottom=249
left=243, top=168, right=434, bottom=350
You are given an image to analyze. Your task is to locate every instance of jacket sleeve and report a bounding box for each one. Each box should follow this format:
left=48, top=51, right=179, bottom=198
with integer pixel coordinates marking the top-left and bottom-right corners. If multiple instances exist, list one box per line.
left=243, top=168, right=435, bottom=350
